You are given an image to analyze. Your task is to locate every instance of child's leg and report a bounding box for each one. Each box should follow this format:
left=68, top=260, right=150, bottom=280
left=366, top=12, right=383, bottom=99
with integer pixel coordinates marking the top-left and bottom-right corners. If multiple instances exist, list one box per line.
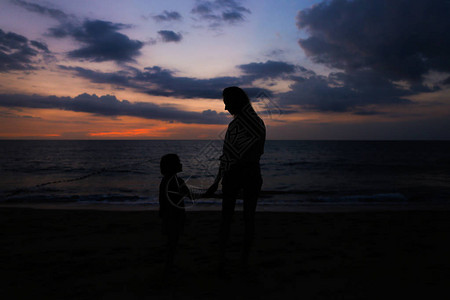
left=165, top=224, right=180, bottom=269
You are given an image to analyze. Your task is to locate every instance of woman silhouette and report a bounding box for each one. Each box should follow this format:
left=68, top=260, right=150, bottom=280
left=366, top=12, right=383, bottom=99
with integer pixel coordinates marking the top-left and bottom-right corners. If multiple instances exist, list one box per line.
left=205, top=86, right=266, bottom=270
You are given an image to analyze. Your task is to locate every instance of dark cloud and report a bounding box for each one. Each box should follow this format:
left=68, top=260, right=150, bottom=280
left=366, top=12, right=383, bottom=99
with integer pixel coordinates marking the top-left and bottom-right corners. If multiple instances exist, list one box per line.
left=278, top=69, right=414, bottom=112
left=191, top=0, right=251, bottom=28
left=0, top=93, right=229, bottom=124
left=222, top=11, right=244, bottom=23
left=58, top=57, right=422, bottom=113
left=50, top=20, right=144, bottom=63
left=443, top=76, right=450, bottom=86
left=13, top=1, right=144, bottom=63
left=352, top=110, right=385, bottom=116
left=137, top=66, right=252, bottom=98
left=296, top=0, right=450, bottom=83
left=238, top=60, right=298, bottom=79
left=265, top=49, right=285, bottom=58
left=0, top=29, right=27, bottom=48
left=288, top=0, right=450, bottom=112
left=152, top=10, right=182, bottom=22
left=59, top=63, right=277, bottom=99
left=58, top=65, right=137, bottom=88
left=192, top=2, right=214, bottom=15
left=12, top=0, right=69, bottom=22
left=158, top=30, right=183, bottom=43
left=0, top=29, right=50, bottom=72
left=29, top=40, right=50, bottom=53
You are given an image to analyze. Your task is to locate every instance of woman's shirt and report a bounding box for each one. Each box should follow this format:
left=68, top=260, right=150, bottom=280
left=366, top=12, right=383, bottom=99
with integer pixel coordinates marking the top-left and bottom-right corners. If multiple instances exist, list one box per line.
left=220, top=105, right=266, bottom=172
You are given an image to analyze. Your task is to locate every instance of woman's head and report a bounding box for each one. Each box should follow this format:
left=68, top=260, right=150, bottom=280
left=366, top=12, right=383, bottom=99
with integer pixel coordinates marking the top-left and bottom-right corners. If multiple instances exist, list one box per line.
left=222, top=86, right=250, bottom=115
left=160, top=153, right=182, bottom=176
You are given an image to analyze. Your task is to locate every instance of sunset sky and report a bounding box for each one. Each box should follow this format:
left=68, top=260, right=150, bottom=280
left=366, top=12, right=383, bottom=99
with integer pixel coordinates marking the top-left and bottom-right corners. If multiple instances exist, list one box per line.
left=1, top=0, right=449, bottom=139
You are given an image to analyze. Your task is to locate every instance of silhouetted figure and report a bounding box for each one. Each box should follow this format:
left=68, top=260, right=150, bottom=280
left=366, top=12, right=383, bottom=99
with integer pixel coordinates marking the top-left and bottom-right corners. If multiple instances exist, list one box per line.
left=205, top=86, right=266, bottom=272
left=159, top=154, right=190, bottom=274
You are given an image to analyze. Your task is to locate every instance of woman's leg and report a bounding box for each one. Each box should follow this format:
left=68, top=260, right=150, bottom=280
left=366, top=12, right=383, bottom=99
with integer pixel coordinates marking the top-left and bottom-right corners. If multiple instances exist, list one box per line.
left=242, top=170, right=262, bottom=265
left=219, top=191, right=237, bottom=258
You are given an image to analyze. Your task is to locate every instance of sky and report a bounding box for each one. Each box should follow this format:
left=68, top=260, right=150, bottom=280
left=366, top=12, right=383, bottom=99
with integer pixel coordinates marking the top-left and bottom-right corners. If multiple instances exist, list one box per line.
left=0, top=0, right=449, bottom=140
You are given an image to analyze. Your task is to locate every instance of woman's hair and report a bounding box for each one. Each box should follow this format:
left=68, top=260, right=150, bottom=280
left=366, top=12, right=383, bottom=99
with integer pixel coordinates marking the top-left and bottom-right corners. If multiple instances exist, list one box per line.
left=222, top=86, right=251, bottom=112
left=160, top=153, right=180, bottom=175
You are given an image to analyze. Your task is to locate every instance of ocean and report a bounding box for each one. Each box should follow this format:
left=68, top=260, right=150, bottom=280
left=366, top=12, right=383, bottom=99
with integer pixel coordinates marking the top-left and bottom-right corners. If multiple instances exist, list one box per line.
left=1, top=140, right=449, bottom=210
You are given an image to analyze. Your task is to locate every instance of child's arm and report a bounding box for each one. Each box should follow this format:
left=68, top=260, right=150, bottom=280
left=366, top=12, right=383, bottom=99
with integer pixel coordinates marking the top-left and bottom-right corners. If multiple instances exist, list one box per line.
left=178, top=178, right=193, bottom=200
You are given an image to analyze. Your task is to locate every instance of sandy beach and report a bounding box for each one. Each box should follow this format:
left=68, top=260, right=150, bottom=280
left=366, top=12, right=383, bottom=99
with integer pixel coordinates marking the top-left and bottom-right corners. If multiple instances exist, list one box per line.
left=1, top=206, right=450, bottom=299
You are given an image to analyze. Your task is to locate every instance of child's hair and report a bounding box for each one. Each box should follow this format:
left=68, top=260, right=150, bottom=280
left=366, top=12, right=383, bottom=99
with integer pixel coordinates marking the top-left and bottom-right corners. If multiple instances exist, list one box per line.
left=160, top=153, right=180, bottom=176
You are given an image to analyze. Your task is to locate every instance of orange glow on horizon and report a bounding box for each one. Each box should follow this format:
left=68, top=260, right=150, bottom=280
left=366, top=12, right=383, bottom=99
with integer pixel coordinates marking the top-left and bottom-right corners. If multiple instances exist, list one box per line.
left=88, top=128, right=171, bottom=137
left=0, top=133, right=61, bottom=138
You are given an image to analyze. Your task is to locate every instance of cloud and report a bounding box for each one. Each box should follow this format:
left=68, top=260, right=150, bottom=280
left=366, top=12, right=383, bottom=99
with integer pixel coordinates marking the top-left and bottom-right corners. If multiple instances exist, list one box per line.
left=11, top=0, right=69, bottom=22
left=0, top=29, right=51, bottom=72
left=443, top=76, right=450, bottom=86
left=0, top=93, right=229, bottom=124
left=59, top=63, right=277, bottom=99
left=265, top=49, right=286, bottom=59
left=29, top=40, right=50, bottom=53
left=157, top=30, right=183, bottom=43
left=296, top=0, right=450, bottom=83
left=152, top=10, right=182, bottom=22
left=238, top=60, right=298, bottom=79
left=58, top=65, right=137, bottom=88
left=288, top=0, right=450, bottom=112
left=51, top=20, right=144, bottom=63
left=138, top=66, right=254, bottom=98
left=0, top=110, right=42, bottom=119
left=13, top=0, right=144, bottom=63
left=352, top=110, right=385, bottom=116
left=278, top=69, right=415, bottom=112
left=222, top=11, right=245, bottom=23
left=191, top=0, right=251, bottom=28
left=58, top=57, right=423, bottom=113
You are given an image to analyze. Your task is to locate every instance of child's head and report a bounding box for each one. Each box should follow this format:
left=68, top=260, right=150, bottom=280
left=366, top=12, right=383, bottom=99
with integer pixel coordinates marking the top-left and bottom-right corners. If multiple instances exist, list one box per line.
left=160, top=153, right=182, bottom=176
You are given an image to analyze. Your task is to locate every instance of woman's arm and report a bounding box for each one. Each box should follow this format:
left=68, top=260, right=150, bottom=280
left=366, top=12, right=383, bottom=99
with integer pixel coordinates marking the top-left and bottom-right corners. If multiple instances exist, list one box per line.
left=203, top=162, right=224, bottom=197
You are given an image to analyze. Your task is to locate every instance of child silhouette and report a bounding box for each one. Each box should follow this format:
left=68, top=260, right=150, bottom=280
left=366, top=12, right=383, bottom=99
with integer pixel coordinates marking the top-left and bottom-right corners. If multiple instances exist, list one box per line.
left=159, top=153, right=190, bottom=272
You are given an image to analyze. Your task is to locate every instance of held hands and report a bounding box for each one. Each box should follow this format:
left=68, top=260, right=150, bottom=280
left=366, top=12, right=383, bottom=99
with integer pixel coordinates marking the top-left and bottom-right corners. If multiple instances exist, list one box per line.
left=203, top=182, right=219, bottom=198
left=203, top=168, right=222, bottom=198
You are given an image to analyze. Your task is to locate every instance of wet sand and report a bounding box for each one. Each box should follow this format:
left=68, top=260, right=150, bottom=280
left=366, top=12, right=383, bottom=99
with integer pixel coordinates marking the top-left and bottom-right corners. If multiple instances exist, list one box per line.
left=1, top=207, right=450, bottom=299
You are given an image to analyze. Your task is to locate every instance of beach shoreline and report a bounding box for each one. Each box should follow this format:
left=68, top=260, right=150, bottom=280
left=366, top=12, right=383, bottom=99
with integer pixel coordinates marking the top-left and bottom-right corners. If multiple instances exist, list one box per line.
left=2, top=206, right=450, bottom=299
left=1, top=201, right=450, bottom=213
